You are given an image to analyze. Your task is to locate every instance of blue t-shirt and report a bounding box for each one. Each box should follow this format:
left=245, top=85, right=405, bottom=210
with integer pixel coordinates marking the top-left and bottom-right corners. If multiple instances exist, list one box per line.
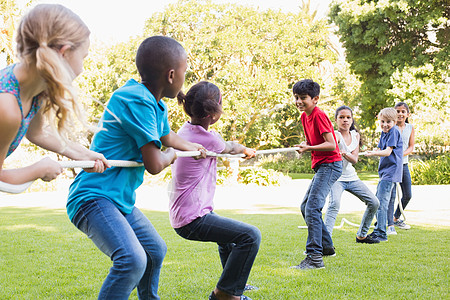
left=67, top=79, right=171, bottom=220
left=378, top=126, right=403, bottom=182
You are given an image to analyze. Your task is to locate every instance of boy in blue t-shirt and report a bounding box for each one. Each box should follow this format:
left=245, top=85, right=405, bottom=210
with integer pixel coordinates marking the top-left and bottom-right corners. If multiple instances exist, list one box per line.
left=67, top=36, right=206, bottom=299
left=366, top=107, right=403, bottom=242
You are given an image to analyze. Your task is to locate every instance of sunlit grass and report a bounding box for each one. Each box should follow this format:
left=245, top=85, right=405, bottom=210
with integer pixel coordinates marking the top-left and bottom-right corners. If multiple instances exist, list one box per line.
left=0, top=207, right=448, bottom=299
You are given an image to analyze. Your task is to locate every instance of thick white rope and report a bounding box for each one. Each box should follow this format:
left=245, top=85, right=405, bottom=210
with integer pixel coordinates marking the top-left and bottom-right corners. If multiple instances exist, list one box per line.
left=297, top=218, right=375, bottom=229
left=0, top=147, right=374, bottom=194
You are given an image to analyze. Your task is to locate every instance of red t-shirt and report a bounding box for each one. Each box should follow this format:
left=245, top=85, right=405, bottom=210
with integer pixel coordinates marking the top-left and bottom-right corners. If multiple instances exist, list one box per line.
left=301, top=106, right=342, bottom=169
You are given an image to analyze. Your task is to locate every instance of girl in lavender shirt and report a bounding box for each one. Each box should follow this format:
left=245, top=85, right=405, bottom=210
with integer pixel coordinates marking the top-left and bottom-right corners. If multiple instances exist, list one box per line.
left=169, top=81, right=260, bottom=300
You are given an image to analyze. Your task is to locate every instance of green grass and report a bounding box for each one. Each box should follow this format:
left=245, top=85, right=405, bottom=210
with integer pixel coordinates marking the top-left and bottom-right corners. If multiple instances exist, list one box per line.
left=289, top=172, right=379, bottom=185
left=1, top=207, right=449, bottom=299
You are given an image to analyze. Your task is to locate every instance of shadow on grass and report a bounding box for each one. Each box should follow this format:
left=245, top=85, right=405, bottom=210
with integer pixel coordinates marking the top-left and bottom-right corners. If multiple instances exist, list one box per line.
left=1, top=207, right=448, bottom=299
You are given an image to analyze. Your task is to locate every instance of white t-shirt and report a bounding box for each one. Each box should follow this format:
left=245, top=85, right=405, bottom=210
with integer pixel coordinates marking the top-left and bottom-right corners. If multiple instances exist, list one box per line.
left=336, top=130, right=359, bottom=182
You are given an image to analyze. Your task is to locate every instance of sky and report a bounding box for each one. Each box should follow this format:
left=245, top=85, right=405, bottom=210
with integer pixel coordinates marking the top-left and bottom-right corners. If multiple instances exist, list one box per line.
left=18, top=0, right=334, bottom=44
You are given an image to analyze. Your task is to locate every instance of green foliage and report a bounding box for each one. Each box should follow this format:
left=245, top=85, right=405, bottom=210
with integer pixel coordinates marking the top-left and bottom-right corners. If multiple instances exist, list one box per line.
left=260, top=153, right=314, bottom=174
left=329, top=0, right=449, bottom=128
left=239, top=167, right=290, bottom=186
left=1, top=208, right=449, bottom=299
left=80, top=0, right=337, bottom=148
left=410, top=154, right=450, bottom=185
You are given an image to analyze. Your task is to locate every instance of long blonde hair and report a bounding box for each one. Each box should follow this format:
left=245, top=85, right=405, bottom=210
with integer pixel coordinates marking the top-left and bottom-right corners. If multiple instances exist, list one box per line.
left=15, top=4, right=90, bottom=142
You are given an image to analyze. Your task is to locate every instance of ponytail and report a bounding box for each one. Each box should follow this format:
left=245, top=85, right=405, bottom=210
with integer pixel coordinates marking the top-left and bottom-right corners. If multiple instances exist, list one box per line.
left=178, top=81, right=222, bottom=119
left=15, top=4, right=90, bottom=143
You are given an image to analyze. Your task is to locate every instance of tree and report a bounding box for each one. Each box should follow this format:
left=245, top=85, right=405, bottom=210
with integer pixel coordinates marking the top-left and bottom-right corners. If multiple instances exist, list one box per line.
left=329, top=0, right=449, bottom=128
left=0, top=0, right=33, bottom=65
left=80, top=0, right=337, bottom=149
left=142, top=0, right=337, bottom=148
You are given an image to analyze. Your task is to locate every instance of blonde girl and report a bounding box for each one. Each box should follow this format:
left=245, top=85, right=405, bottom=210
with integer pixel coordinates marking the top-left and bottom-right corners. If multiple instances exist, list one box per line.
left=0, top=4, right=109, bottom=187
left=387, top=102, right=415, bottom=231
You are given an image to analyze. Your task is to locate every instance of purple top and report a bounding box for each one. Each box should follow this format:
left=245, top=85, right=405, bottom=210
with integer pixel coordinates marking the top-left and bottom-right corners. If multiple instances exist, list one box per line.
left=0, top=64, right=42, bottom=157
left=169, top=122, right=226, bottom=228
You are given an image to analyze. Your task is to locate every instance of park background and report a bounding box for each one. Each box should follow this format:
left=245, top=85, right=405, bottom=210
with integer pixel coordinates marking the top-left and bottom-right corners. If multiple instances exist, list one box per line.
left=1, top=0, right=449, bottom=299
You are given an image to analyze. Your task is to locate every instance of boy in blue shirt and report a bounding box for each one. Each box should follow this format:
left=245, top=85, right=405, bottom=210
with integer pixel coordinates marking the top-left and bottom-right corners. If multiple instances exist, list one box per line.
left=67, top=36, right=206, bottom=300
left=366, top=107, right=403, bottom=242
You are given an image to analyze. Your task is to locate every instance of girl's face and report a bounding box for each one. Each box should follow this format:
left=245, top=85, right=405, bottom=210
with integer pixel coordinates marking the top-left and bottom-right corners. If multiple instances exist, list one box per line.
left=335, top=109, right=353, bottom=131
left=63, top=39, right=90, bottom=80
left=396, top=105, right=410, bottom=124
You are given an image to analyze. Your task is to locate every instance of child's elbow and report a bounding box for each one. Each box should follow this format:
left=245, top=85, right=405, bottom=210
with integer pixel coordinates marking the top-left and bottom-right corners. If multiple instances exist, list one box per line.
left=145, top=162, right=165, bottom=175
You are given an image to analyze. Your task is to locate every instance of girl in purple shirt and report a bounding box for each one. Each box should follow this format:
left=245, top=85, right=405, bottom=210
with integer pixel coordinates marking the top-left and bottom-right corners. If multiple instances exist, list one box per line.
left=169, top=81, right=260, bottom=300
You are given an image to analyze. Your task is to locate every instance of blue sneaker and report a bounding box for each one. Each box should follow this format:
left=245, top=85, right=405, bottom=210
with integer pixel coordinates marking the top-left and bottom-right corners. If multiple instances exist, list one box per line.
left=368, top=232, right=388, bottom=242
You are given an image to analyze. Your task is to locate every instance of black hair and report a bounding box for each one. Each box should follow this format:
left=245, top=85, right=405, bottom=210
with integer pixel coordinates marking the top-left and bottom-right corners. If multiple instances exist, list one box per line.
left=335, top=105, right=363, bottom=147
left=177, top=81, right=222, bottom=119
left=394, top=101, right=410, bottom=123
left=136, top=36, right=186, bottom=82
left=292, top=79, right=320, bottom=98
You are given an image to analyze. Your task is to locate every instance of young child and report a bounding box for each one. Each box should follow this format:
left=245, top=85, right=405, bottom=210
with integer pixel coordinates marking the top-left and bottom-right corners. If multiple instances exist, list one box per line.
left=290, top=79, right=342, bottom=270
left=387, top=102, right=415, bottom=233
left=366, top=107, right=403, bottom=242
left=67, top=36, right=206, bottom=299
left=324, top=105, right=380, bottom=243
left=169, top=81, right=260, bottom=300
left=0, top=4, right=108, bottom=187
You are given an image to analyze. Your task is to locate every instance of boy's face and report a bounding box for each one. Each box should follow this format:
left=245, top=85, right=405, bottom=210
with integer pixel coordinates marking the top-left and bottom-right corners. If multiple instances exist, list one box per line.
left=294, top=93, right=317, bottom=115
left=167, top=53, right=188, bottom=98
left=379, top=117, right=396, bottom=133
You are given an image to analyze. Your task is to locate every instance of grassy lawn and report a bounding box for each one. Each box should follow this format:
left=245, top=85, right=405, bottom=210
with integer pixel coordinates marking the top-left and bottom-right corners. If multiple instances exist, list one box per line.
left=0, top=207, right=448, bottom=299
left=289, top=172, right=379, bottom=184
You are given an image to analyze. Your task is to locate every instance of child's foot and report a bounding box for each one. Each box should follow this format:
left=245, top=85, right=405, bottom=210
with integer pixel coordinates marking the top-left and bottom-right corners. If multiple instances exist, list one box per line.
left=394, top=219, right=411, bottom=230
left=291, top=254, right=325, bottom=270
left=356, top=235, right=380, bottom=244
left=368, top=232, right=388, bottom=242
left=244, top=284, right=258, bottom=291
left=303, top=247, right=336, bottom=257
left=387, top=226, right=397, bottom=235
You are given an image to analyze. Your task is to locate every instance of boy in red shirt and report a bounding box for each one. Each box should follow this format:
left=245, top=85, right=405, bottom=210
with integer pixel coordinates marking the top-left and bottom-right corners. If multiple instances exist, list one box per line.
left=291, top=79, right=343, bottom=270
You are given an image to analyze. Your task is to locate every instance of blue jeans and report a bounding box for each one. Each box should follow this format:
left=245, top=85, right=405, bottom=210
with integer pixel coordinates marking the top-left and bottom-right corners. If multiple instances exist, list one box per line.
left=175, top=212, right=261, bottom=296
left=388, top=163, right=412, bottom=224
left=324, top=180, right=379, bottom=237
left=300, top=161, right=342, bottom=255
left=373, top=180, right=396, bottom=239
left=72, top=198, right=167, bottom=300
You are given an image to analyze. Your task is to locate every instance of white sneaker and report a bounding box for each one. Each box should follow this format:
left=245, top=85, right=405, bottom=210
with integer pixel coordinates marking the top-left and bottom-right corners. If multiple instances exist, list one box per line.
left=394, top=219, right=411, bottom=230
left=387, top=226, right=397, bottom=235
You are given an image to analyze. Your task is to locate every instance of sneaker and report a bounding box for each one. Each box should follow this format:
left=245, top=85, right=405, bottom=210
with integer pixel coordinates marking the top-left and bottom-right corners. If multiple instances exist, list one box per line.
left=394, top=219, right=411, bottom=230
left=368, top=232, right=388, bottom=242
left=244, top=284, right=259, bottom=291
left=387, top=226, right=397, bottom=235
left=291, top=255, right=325, bottom=270
left=303, top=247, right=336, bottom=257
left=356, top=235, right=380, bottom=244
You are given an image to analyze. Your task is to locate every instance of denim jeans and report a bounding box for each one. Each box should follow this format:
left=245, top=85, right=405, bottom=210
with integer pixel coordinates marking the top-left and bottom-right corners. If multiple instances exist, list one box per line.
left=373, top=180, right=396, bottom=239
left=72, top=198, right=167, bottom=300
left=175, top=212, right=261, bottom=296
left=324, top=180, right=379, bottom=237
left=300, top=160, right=342, bottom=255
left=388, top=163, right=412, bottom=224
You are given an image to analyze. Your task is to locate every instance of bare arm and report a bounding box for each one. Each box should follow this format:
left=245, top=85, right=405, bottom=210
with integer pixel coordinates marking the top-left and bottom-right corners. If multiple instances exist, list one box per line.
left=222, top=140, right=256, bottom=159
left=404, top=126, right=415, bottom=156
left=342, top=132, right=360, bottom=165
left=0, top=94, right=62, bottom=184
left=26, top=109, right=110, bottom=172
left=295, top=132, right=336, bottom=154
left=140, top=141, right=176, bottom=175
left=366, top=146, right=393, bottom=157
left=160, top=130, right=206, bottom=153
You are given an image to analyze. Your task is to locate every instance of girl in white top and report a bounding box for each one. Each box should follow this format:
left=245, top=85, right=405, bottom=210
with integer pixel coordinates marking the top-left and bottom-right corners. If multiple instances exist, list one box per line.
left=324, top=106, right=380, bottom=244
left=387, top=102, right=415, bottom=231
